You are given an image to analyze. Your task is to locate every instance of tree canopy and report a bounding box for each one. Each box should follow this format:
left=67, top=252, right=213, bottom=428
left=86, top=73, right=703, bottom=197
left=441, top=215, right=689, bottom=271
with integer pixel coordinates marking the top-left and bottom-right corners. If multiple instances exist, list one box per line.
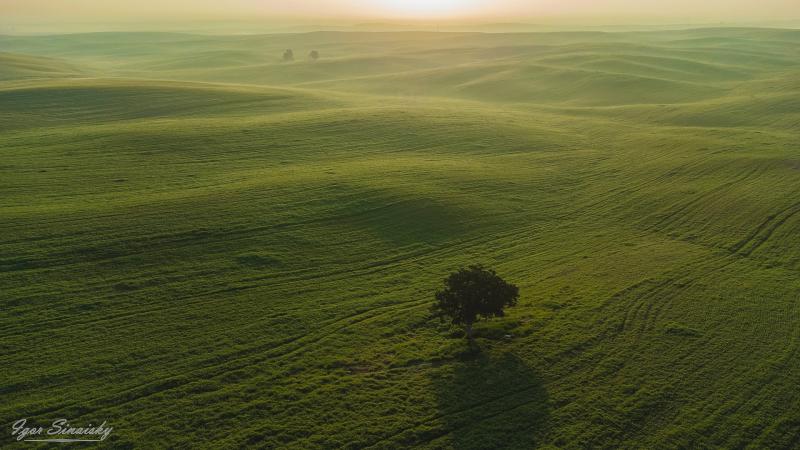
left=432, top=265, right=519, bottom=340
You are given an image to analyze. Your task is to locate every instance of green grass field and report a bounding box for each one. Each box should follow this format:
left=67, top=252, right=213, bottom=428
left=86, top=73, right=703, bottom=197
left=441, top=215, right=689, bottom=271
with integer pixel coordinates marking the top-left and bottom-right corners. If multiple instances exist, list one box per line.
left=2, top=28, right=800, bottom=448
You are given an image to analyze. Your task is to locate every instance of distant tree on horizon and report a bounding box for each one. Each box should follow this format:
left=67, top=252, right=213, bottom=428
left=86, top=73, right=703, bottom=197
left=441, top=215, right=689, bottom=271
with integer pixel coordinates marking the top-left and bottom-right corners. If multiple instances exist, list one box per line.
left=282, top=49, right=294, bottom=62
left=309, top=50, right=320, bottom=61
left=432, top=265, right=519, bottom=341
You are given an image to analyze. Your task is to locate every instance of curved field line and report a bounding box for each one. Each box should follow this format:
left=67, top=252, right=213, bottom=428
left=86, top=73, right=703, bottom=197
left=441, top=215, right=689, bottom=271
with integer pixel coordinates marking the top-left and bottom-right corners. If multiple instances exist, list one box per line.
left=735, top=202, right=800, bottom=256
left=644, top=163, right=764, bottom=233
left=0, top=298, right=430, bottom=424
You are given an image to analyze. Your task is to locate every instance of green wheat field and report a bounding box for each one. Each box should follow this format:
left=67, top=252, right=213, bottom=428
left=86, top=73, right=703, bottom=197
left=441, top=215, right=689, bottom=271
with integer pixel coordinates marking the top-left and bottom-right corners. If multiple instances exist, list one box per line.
left=2, top=28, right=800, bottom=448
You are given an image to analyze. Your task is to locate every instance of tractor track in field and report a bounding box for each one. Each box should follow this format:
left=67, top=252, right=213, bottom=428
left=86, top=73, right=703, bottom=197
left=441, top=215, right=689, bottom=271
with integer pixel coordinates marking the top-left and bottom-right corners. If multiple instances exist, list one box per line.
left=551, top=254, right=740, bottom=383
left=0, top=296, right=431, bottom=425
left=609, top=151, right=720, bottom=193
left=730, top=200, right=800, bottom=257
left=644, top=163, right=764, bottom=233
left=619, top=255, right=736, bottom=338
left=637, top=256, right=739, bottom=334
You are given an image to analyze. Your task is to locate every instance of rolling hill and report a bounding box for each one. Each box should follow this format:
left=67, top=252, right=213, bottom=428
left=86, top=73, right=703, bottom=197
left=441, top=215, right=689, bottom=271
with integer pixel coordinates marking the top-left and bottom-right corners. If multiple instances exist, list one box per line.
left=0, top=52, right=85, bottom=81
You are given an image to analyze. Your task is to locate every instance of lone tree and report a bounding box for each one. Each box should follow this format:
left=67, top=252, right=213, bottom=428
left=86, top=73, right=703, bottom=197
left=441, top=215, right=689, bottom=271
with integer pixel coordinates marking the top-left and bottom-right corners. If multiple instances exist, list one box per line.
left=282, top=49, right=294, bottom=62
left=432, top=265, right=519, bottom=341
left=309, top=50, right=320, bottom=61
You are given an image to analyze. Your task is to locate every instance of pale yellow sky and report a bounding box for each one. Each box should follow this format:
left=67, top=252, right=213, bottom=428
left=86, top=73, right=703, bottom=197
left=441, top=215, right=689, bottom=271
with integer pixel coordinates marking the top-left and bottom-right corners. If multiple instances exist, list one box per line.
left=2, top=0, right=799, bottom=23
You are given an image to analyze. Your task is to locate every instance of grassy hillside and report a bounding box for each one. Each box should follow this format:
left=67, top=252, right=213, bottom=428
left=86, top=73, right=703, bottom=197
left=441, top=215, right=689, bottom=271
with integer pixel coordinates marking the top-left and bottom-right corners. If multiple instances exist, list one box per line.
left=2, top=28, right=800, bottom=448
left=0, top=52, right=85, bottom=81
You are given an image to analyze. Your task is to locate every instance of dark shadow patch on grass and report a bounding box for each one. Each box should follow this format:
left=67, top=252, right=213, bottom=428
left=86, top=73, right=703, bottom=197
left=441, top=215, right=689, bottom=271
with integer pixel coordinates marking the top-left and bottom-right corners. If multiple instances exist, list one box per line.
left=0, top=257, right=46, bottom=272
left=235, top=253, right=283, bottom=269
left=426, top=352, right=550, bottom=449
left=342, top=197, right=474, bottom=246
left=113, top=281, right=140, bottom=292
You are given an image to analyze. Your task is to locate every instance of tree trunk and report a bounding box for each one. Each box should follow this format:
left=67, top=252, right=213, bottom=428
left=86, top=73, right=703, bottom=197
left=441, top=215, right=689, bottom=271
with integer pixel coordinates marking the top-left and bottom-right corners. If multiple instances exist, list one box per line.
left=465, top=321, right=474, bottom=341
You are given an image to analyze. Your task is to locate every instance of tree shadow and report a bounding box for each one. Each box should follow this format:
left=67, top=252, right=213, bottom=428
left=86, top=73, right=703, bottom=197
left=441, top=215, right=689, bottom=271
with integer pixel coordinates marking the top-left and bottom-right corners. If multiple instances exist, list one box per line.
left=430, top=350, right=550, bottom=449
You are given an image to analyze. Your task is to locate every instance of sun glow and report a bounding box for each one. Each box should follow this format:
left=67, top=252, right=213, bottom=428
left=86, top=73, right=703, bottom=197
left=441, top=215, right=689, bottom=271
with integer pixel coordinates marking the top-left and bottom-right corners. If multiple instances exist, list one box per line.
left=372, top=0, right=483, bottom=18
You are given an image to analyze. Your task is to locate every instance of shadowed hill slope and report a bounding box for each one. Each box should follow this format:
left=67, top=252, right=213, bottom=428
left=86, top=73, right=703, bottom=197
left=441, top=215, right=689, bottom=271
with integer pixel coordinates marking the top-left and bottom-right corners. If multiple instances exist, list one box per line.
left=0, top=79, right=344, bottom=131
left=0, top=52, right=86, bottom=80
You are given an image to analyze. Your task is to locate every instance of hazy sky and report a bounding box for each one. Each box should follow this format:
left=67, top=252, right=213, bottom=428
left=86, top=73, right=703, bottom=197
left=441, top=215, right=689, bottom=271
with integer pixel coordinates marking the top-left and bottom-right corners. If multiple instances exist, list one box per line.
left=2, top=0, right=799, bottom=27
